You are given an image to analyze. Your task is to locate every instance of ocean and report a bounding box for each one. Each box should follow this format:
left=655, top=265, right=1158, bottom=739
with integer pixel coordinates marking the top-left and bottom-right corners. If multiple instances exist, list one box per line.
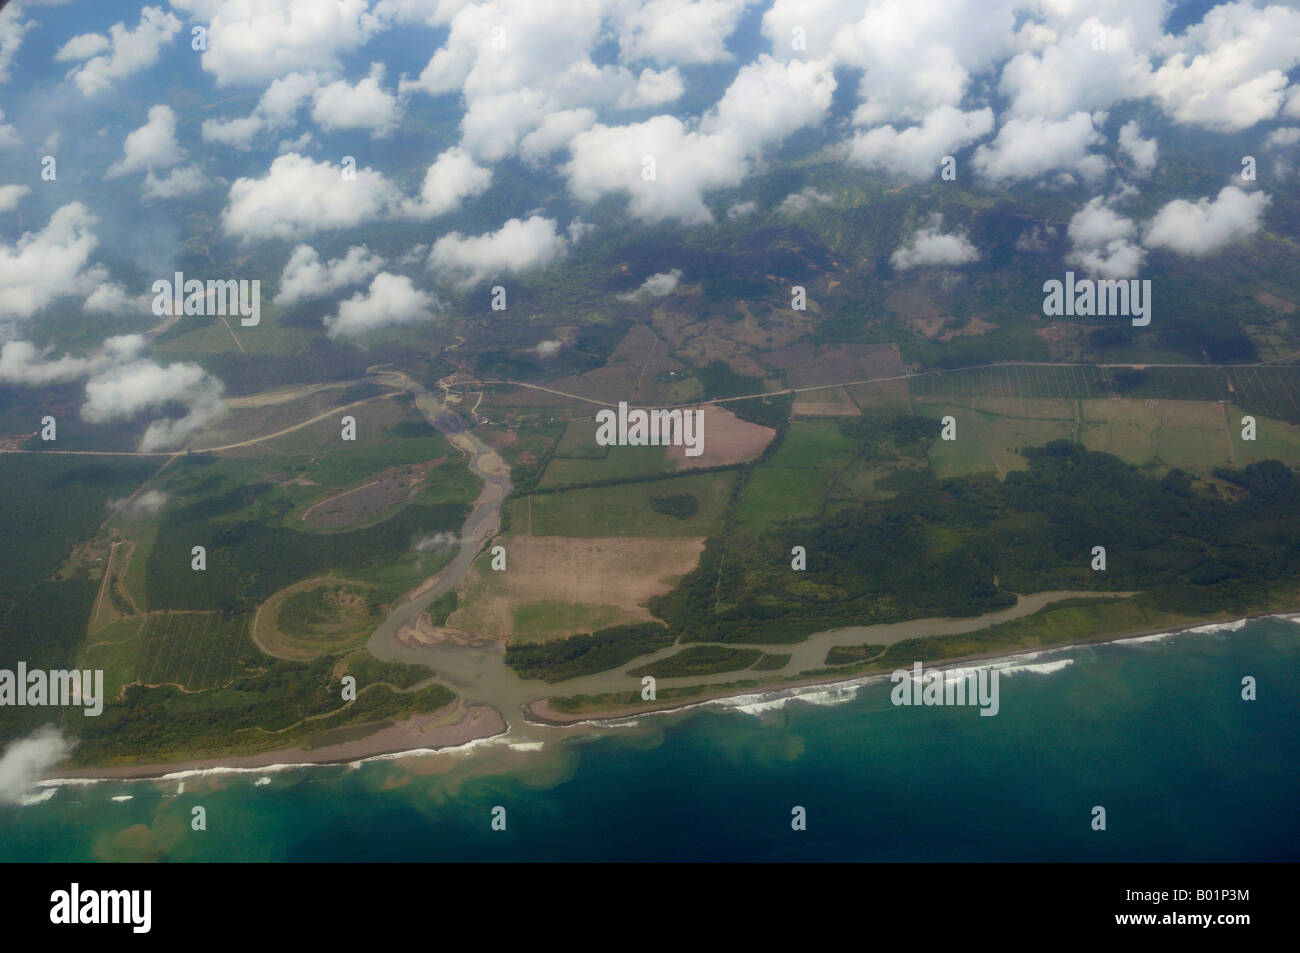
left=4, top=617, right=1298, bottom=862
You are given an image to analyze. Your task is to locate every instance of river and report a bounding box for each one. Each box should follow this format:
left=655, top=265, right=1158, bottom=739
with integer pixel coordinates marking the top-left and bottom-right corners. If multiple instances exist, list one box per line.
left=365, top=373, right=1142, bottom=745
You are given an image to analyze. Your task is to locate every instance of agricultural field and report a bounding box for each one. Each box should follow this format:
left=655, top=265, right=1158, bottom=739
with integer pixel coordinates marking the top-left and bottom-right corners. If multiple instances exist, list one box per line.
left=908, top=392, right=1300, bottom=480
left=539, top=405, right=773, bottom=488
left=509, top=470, right=736, bottom=537
left=733, top=418, right=864, bottom=527
left=256, top=577, right=383, bottom=659
left=541, top=442, right=670, bottom=487
left=298, top=462, right=442, bottom=528
left=792, top=385, right=861, bottom=416
left=734, top=465, right=842, bottom=527
left=82, top=611, right=259, bottom=696
left=909, top=363, right=1300, bottom=424
left=449, top=535, right=707, bottom=643
left=915, top=397, right=1077, bottom=478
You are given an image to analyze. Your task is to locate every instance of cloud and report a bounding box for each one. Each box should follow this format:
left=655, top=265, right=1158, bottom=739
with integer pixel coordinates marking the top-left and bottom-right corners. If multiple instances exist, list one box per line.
left=1265, top=127, right=1300, bottom=149
left=565, top=115, right=744, bottom=225
left=0, top=108, right=21, bottom=149
left=82, top=358, right=227, bottom=451
left=202, top=70, right=320, bottom=149
left=1117, top=120, right=1158, bottom=176
left=0, top=4, right=35, bottom=85
left=413, top=531, right=460, bottom=552
left=564, top=56, right=833, bottom=225
left=777, top=187, right=833, bottom=215
left=764, top=0, right=1018, bottom=126
left=54, top=32, right=110, bottom=63
left=107, top=488, right=169, bottom=518
left=618, top=268, right=683, bottom=302
left=142, top=164, right=208, bottom=199
left=273, top=244, right=385, bottom=306
left=222, top=153, right=403, bottom=241
left=403, top=4, right=829, bottom=170
left=520, top=108, right=597, bottom=163
left=615, top=67, right=685, bottom=109
left=891, top=215, right=979, bottom=270
left=0, top=203, right=104, bottom=321
left=999, top=19, right=1153, bottom=120
left=1148, top=2, right=1300, bottom=132
left=402, top=148, right=492, bottom=219
left=326, top=273, right=436, bottom=337
left=1143, top=185, right=1271, bottom=257
left=63, top=5, right=181, bottom=96
left=170, top=0, right=387, bottom=87
left=0, top=335, right=143, bottom=386
left=615, top=0, right=748, bottom=65
left=106, top=105, right=184, bottom=178
left=1014, top=224, right=1057, bottom=253
left=428, top=215, right=568, bottom=288
left=0, top=184, right=29, bottom=212
left=1064, top=196, right=1145, bottom=279
left=726, top=199, right=757, bottom=219
left=84, top=282, right=152, bottom=315
left=972, top=111, right=1106, bottom=184
left=701, top=55, right=835, bottom=156
left=311, top=62, right=402, bottom=137
left=0, top=726, right=72, bottom=805
left=848, top=106, right=994, bottom=180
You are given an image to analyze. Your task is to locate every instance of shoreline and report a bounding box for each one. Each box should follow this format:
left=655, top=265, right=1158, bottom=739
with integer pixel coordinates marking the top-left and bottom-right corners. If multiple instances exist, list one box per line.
left=41, top=704, right=506, bottom=784
left=522, top=608, right=1298, bottom=726
left=36, top=607, right=1299, bottom=785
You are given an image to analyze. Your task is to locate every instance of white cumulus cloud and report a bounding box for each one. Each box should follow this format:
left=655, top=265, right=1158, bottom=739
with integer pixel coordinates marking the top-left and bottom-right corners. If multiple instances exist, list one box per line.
left=402, top=147, right=492, bottom=219
left=618, top=268, right=683, bottom=302
left=428, top=215, right=568, bottom=288
left=1065, top=196, right=1146, bottom=279
left=0, top=726, right=72, bottom=805
left=848, top=106, right=994, bottom=180
left=63, top=5, right=181, bottom=96
left=273, top=244, right=385, bottom=307
left=222, top=153, right=403, bottom=241
left=106, top=104, right=185, bottom=178
left=82, top=358, right=227, bottom=452
left=891, top=215, right=979, bottom=270
left=326, top=272, right=436, bottom=337
left=1143, top=185, right=1271, bottom=257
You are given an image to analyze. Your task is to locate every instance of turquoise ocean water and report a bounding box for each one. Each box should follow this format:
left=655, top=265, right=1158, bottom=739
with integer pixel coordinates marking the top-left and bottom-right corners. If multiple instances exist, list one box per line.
left=3, top=618, right=1298, bottom=862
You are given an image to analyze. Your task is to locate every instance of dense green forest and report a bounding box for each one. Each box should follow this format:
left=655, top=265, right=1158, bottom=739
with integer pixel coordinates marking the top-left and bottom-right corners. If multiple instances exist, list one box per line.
left=71, top=653, right=453, bottom=766
left=147, top=501, right=470, bottom=610
left=504, top=622, right=674, bottom=682
left=652, top=442, right=1300, bottom=643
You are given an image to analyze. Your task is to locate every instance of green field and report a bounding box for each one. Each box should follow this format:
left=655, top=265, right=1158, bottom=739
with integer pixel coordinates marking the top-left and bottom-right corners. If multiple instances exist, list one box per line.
left=910, top=363, right=1300, bottom=424
left=510, top=600, right=639, bottom=644
left=734, top=466, right=841, bottom=527
left=510, top=471, right=736, bottom=537
left=541, top=443, right=674, bottom=487
left=733, top=418, right=861, bottom=527
left=275, top=583, right=383, bottom=654
left=87, top=608, right=261, bottom=691
left=916, top=398, right=1076, bottom=478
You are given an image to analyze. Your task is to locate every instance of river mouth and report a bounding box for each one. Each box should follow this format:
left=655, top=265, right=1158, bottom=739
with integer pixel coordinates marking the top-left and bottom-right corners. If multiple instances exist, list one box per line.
left=367, top=378, right=1139, bottom=745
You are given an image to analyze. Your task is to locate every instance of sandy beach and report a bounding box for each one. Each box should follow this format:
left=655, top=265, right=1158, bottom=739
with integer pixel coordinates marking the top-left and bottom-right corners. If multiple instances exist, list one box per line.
left=44, top=704, right=507, bottom=782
